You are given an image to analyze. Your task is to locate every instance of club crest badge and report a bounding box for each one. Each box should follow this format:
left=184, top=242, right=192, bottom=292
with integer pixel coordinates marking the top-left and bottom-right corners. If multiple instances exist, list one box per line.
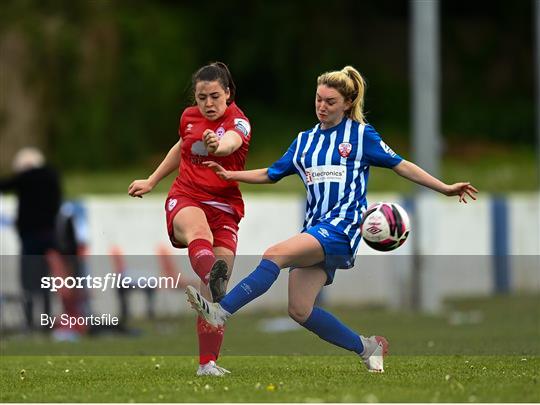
left=338, top=142, right=352, bottom=158
left=216, top=126, right=225, bottom=138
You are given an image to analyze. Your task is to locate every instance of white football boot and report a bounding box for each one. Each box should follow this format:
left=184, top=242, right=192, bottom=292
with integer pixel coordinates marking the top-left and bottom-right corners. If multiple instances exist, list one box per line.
left=196, top=360, right=231, bottom=376
left=360, top=335, right=389, bottom=373
left=186, top=285, right=229, bottom=327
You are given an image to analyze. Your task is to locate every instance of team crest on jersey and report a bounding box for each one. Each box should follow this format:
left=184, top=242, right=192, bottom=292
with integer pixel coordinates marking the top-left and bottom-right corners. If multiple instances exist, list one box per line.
left=186, top=123, right=193, bottom=132
left=234, top=118, right=250, bottom=137
left=338, top=142, right=352, bottom=158
left=216, top=126, right=225, bottom=138
left=167, top=198, right=177, bottom=212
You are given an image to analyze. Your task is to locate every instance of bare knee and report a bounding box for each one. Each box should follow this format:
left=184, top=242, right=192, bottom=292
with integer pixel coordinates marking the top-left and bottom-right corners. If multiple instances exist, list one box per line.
left=263, top=244, right=281, bottom=258
left=262, top=245, right=288, bottom=267
left=288, top=302, right=312, bottom=324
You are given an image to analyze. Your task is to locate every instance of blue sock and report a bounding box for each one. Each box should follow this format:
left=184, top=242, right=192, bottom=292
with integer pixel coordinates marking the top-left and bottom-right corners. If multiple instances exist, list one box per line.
left=302, top=307, right=364, bottom=355
left=219, top=259, right=280, bottom=314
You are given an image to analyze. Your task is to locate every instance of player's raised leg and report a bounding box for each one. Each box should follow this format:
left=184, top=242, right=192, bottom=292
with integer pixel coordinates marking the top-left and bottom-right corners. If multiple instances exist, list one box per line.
left=288, top=266, right=388, bottom=373
left=173, top=206, right=215, bottom=283
left=218, top=233, right=325, bottom=313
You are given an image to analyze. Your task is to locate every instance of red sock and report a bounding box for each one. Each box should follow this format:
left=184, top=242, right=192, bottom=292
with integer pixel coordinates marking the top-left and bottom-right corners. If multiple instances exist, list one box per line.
left=188, top=239, right=215, bottom=284
left=197, top=316, right=225, bottom=365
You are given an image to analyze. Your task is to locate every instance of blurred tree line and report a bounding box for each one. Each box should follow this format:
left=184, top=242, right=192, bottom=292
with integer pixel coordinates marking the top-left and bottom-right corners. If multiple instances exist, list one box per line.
left=0, top=0, right=535, bottom=172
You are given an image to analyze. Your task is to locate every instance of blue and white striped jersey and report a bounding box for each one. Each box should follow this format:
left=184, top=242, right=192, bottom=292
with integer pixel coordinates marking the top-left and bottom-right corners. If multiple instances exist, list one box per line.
left=267, top=117, right=403, bottom=254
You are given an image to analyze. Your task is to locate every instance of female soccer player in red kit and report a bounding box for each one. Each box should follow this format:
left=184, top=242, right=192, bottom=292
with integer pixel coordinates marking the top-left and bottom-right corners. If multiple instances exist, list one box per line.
left=128, top=62, right=251, bottom=376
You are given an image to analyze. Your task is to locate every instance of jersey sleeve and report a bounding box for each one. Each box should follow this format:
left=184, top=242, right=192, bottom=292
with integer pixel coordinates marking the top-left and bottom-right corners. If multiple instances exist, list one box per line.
left=362, top=125, right=403, bottom=168
left=267, top=138, right=298, bottom=182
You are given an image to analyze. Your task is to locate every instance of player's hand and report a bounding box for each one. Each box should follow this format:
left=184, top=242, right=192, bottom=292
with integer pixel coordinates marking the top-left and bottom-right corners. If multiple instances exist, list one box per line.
left=444, top=182, right=478, bottom=203
left=128, top=179, right=154, bottom=198
left=203, top=161, right=233, bottom=181
left=203, top=129, right=220, bottom=154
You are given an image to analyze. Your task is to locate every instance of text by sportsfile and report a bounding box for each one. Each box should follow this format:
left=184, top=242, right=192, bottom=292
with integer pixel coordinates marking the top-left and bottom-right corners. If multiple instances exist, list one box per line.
left=40, top=272, right=183, bottom=292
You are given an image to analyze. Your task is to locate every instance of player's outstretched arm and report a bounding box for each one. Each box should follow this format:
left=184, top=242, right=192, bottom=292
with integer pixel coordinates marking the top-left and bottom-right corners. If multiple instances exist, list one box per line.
left=203, top=161, right=273, bottom=184
left=128, top=140, right=182, bottom=198
left=392, top=159, right=478, bottom=203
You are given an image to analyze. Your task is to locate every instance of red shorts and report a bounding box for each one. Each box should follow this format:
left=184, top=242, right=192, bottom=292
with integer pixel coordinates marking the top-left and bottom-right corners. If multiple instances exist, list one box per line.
left=165, top=196, right=240, bottom=253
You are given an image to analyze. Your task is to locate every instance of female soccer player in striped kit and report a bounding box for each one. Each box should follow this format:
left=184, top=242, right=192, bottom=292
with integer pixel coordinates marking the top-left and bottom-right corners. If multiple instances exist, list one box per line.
left=186, top=65, right=478, bottom=373
left=129, top=62, right=251, bottom=376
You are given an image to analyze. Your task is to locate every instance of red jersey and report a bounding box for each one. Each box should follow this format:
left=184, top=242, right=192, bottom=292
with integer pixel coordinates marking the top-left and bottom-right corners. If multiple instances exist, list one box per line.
left=168, top=102, right=251, bottom=219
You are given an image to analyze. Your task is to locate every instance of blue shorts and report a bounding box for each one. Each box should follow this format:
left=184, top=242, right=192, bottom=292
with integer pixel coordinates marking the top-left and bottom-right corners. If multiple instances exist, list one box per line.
left=294, top=221, right=355, bottom=286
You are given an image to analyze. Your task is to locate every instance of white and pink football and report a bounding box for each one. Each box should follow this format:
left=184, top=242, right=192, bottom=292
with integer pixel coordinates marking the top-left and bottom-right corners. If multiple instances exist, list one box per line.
left=360, top=202, right=410, bottom=252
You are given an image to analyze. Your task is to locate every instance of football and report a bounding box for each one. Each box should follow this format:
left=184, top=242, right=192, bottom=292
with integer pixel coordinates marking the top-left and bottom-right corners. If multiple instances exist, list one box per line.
left=360, top=202, right=410, bottom=251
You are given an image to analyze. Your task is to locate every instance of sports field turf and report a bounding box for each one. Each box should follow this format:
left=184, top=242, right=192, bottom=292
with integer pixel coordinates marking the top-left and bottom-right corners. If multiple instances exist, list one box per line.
left=1, top=294, right=539, bottom=402
left=1, top=355, right=538, bottom=402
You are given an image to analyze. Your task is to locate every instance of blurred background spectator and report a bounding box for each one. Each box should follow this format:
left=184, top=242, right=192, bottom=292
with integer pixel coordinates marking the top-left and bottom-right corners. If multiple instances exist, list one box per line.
left=0, top=147, right=62, bottom=330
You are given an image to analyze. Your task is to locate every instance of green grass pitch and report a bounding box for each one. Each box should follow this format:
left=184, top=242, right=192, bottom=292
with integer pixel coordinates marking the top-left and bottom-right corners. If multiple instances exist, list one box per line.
left=1, top=355, right=539, bottom=402
left=1, top=295, right=539, bottom=402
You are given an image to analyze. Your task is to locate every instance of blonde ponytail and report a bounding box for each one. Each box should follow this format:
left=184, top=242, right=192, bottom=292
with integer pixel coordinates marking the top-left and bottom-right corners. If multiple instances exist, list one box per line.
left=317, top=65, right=367, bottom=124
